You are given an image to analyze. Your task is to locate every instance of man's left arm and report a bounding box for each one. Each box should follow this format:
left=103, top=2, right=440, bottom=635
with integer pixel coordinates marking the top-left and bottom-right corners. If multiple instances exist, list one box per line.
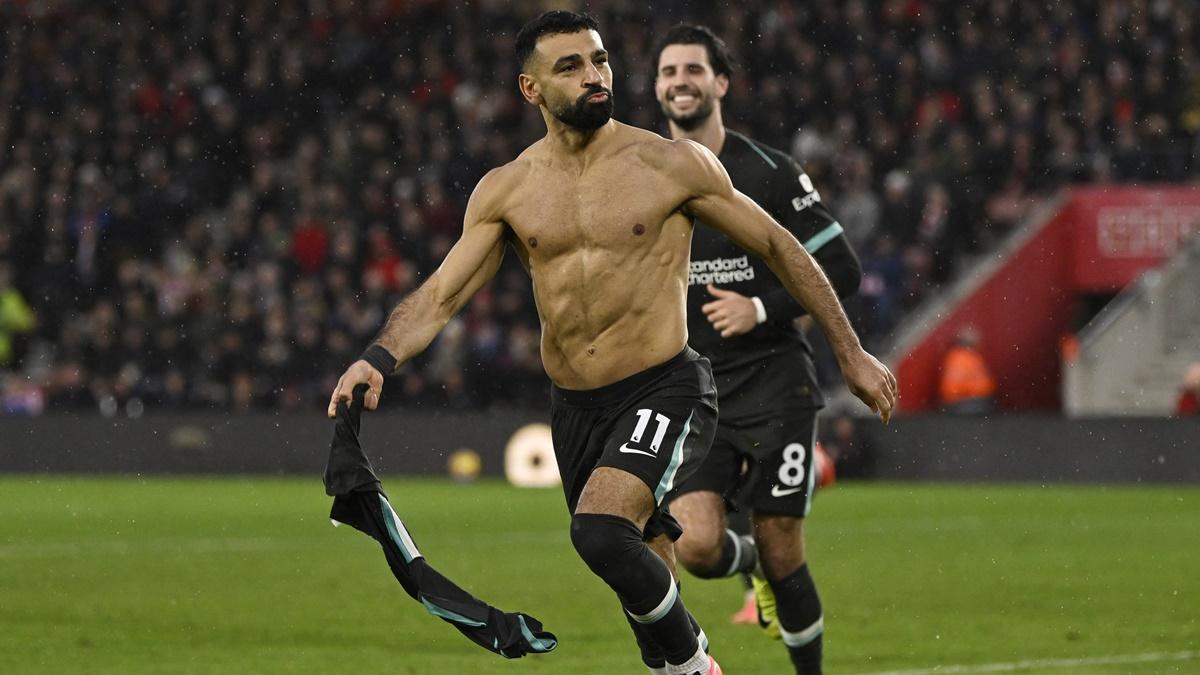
left=744, top=159, right=862, bottom=323
left=673, top=139, right=895, bottom=421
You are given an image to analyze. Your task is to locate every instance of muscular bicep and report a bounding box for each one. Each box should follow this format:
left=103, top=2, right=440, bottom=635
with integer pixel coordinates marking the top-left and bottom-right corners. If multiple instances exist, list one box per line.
left=687, top=185, right=793, bottom=260
left=674, top=139, right=797, bottom=259
left=427, top=218, right=507, bottom=316
left=425, top=170, right=513, bottom=317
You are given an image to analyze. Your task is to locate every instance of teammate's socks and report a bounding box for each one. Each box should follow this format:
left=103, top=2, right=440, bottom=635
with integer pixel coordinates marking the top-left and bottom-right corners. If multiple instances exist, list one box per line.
left=719, top=529, right=759, bottom=577
left=786, top=635, right=822, bottom=674
left=771, top=562, right=824, bottom=674
left=740, top=571, right=754, bottom=591
left=691, top=528, right=758, bottom=579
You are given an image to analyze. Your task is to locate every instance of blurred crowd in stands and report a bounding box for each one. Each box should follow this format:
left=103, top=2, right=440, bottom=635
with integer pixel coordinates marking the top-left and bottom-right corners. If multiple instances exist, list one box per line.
left=1, top=0, right=1198, bottom=414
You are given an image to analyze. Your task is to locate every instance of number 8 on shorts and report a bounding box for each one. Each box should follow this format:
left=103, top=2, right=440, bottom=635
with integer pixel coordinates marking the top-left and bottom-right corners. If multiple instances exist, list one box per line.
left=777, top=443, right=807, bottom=487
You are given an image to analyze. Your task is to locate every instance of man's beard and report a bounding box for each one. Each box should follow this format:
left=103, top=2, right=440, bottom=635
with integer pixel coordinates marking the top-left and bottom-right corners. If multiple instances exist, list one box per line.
left=661, top=90, right=715, bottom=131
left=553, top=86, right=614, bottom=130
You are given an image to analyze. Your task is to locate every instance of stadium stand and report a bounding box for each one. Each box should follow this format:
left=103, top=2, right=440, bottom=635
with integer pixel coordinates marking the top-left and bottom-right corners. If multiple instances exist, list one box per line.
left=1, top=1, right=1197, bottom=413
left=1063, top=235, right=1200, bottom=416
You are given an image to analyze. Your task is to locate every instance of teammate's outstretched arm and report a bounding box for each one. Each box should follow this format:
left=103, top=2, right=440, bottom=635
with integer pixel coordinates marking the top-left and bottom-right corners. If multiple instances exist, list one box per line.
left=327, top=171, right=510, bottom=417
left=672, top=140, right=897, bottom=422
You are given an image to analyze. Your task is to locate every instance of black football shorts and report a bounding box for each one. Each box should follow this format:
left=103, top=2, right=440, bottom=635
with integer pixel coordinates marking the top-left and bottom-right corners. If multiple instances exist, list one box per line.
left=671, top=407, right=818, bottom=518
left=550, top=348, right=718, bottom=541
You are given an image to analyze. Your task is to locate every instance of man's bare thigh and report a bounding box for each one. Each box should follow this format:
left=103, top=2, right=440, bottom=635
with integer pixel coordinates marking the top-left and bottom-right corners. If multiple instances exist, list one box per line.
left=575, top=466, right=657, bottom=529
left=670, top=490, right=726, bottom=542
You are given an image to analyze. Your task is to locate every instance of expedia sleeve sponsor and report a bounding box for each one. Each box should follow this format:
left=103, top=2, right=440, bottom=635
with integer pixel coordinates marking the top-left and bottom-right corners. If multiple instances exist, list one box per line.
left=688, top=255, right=756, bottom=286
left=791, top=189, right=822, bottom=214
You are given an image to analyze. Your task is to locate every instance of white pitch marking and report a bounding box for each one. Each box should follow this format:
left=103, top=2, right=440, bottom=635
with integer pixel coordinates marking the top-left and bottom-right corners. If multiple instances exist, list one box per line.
left=859, top=649, right=1200, bottom=674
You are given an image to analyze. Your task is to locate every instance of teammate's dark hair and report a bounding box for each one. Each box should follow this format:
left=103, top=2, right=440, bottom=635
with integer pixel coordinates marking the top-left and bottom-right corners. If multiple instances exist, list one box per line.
left=655, top=23, right=736, bottom=78
left=515, top=10, right=600, bottom=70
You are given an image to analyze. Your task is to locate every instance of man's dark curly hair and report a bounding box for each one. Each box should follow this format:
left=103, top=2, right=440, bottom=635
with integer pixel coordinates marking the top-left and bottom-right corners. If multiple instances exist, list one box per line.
left=515, top=10, right=600, bottom=70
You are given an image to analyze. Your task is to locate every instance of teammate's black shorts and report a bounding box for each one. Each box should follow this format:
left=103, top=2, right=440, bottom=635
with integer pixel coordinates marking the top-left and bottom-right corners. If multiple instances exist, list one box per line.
left=670, top=407, right=818, bottom=518
left=550, top=347, right=718, bottom=542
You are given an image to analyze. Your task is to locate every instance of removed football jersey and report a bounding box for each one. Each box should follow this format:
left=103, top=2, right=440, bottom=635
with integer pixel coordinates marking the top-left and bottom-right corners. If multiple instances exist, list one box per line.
left=323, top=386, right=557, bottom=659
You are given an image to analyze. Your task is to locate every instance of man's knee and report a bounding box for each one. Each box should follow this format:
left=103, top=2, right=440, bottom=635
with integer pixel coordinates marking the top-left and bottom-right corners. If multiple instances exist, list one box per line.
left=569, top=512, right=644, bottom=579
left=670, top=490, right=727, bottom=576
left=569, top=513, right=679, bottom=621
left=675, top=523, right=725, bottom=576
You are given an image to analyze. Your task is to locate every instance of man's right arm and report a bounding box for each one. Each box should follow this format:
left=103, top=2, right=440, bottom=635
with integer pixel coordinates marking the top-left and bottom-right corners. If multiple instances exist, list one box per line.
left=326, top=170, right=510, bottom=416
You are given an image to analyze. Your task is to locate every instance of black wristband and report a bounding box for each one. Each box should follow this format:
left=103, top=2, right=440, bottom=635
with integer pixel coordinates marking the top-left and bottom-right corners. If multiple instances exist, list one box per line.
left=359, top=344, right=397, bottom=375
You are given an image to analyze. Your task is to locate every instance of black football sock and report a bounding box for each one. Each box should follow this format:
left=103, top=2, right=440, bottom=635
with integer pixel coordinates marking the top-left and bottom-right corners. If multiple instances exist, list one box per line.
left=771, top=563, right=823, bottom=674
left=571, top=513, right=700, bottom=665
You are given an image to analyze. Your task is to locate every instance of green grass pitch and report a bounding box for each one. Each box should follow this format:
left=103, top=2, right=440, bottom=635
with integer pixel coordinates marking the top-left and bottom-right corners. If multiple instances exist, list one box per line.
left=0, top=476, right=1196, bottom=674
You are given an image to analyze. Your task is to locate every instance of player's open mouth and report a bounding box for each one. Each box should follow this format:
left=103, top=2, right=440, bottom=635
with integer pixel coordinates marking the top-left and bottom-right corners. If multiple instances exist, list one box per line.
left=670, top=93, right=699, bottom=104
left=588, top=92, right=609, bottom=102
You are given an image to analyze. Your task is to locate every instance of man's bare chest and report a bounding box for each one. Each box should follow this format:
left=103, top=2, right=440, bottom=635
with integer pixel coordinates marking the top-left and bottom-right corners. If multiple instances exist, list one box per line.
left=503, top=169, right=684, bottom=260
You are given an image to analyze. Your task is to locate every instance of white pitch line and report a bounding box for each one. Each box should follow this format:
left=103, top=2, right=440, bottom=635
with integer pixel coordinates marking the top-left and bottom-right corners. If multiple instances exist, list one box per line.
left=859, top=649, right=1200, bottom=674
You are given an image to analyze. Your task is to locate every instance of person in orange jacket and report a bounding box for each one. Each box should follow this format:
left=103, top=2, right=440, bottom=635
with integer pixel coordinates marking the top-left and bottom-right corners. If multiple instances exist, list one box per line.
left=939, top=327, right=996, bottom=414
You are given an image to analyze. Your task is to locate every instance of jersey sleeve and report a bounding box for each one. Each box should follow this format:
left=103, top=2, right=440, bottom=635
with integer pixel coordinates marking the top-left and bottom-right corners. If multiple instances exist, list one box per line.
left=757, top=157, right=861, bottom=321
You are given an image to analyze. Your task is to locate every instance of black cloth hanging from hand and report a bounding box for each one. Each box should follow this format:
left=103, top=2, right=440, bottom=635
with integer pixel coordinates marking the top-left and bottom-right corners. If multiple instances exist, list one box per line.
left=322, top=385, right=558, bottom=659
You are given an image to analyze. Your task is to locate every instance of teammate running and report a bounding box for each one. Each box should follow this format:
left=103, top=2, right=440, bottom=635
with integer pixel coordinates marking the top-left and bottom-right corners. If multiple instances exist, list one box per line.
left=328, top=12, right=895, bottom=675
left=654, top=24, right=864, bottom=674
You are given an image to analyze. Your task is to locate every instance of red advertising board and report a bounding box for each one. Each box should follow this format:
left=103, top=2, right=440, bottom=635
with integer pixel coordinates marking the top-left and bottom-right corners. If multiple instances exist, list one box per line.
left=897, top=185, right=1200, bottom=412
left=1071, top=186, right=1200, bottom=291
